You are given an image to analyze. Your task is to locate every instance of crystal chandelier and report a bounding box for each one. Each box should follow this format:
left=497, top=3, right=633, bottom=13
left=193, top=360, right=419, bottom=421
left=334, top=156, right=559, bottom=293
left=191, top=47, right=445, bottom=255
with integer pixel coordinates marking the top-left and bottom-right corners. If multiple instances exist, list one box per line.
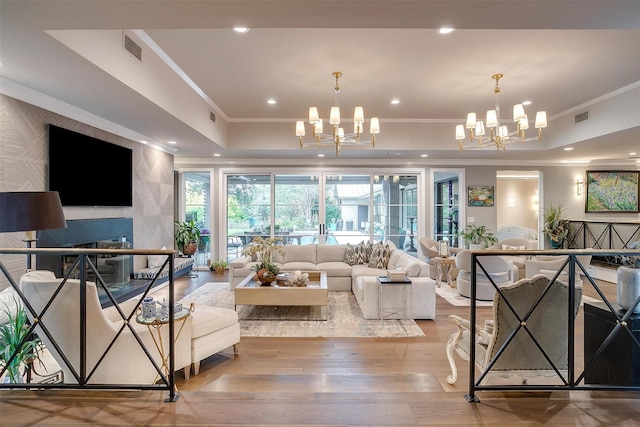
left=455, top=73, right=548, bottom=150
left=296, top=72, right=380, bottom=156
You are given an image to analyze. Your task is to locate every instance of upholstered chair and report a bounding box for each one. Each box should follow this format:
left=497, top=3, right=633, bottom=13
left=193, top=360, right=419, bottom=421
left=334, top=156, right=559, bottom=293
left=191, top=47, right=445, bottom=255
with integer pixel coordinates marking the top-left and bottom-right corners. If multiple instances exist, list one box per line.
left=418, top=237, right=461, bottom=281
left=19, top=270, right=192, bottom=385
left=487, top=237, right=540, bottom=279
left=446, top=274, right=583, bottom=385
left=525, top=253, right=592, bottom=287
left=455, top=249, right=519, bottom=301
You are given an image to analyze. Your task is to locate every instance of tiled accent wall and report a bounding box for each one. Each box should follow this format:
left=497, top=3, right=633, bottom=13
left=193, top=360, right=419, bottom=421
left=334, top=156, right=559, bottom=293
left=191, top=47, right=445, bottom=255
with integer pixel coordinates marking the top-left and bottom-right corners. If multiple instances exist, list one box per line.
left=0, top=94, right=175, bottom=286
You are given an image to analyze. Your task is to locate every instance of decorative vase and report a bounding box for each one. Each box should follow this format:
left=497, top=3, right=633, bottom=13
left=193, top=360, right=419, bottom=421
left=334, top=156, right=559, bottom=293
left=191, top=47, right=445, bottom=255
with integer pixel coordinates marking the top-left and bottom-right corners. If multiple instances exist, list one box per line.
left=183, top=241, right=198, bottom=256
left=215, top=266, right=225, bottom=275
left=616, top=266, right=640, bottom=313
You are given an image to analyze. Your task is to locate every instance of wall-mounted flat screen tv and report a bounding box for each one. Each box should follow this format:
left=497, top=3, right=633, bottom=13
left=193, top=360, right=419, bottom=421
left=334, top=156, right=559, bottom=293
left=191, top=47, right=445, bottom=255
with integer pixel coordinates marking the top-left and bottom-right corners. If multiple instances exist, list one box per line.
left=48, top=124, right=133, bottom=207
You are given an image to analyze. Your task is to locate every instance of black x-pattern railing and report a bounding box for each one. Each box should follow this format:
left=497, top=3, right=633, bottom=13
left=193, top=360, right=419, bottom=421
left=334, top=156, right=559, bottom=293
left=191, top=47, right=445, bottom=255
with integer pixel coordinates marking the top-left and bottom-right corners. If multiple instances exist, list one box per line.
left=567, top=220, right=640, bottom=266
left=465, top=248, right=640, bottom=403
left=0, top=247, right=180, bottom=402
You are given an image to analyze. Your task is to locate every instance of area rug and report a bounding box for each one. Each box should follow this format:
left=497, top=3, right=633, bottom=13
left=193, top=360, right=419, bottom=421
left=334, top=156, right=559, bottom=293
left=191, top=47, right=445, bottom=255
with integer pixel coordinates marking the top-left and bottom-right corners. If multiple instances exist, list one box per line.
left=178, top=282, right=425, bottom=338
left=435, top=284, right=492, bottom=307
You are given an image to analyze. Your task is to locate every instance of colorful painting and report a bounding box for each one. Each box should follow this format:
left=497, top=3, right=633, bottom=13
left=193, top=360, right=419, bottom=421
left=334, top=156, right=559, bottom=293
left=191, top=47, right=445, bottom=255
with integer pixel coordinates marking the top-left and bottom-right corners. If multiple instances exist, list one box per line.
left=585, top=171, right=639, bottom=213
left=467, top=185, right=494, bottom=207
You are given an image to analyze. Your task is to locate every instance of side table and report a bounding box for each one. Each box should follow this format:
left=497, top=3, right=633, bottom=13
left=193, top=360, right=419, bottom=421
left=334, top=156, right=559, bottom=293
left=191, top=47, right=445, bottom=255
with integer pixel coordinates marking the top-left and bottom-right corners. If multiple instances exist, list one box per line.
left=377, top=276, right=412, bottom=324
left=584, top=300, right=640, bottom=386
left=136, top=303, right=194, bottom=381
left=433, top=256, right=456, bottom=288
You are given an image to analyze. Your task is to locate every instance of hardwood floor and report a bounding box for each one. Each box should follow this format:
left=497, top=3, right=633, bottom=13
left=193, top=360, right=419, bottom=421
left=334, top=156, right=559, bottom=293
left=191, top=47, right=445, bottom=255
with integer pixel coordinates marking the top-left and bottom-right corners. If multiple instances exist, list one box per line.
left=1, top=270, right=639, bottom=426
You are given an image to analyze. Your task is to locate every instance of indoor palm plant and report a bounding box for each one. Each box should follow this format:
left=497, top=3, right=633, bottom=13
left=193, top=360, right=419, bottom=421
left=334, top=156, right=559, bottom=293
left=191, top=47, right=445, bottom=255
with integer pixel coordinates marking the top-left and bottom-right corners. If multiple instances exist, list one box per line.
left=244, top=236, right=285, bottom=284
left=174, top=220, right=201, bottom=256
left=457, top=224, right=497, bottom=249
left=543, top=202, right=570, bottom=248
left=0, top=298, right=42, bottom=383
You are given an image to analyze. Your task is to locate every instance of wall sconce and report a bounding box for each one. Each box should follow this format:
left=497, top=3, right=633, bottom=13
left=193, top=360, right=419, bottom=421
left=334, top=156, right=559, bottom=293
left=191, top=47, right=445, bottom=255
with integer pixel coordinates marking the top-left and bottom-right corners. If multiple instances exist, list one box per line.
left=576, top=178, right=584, bottom=196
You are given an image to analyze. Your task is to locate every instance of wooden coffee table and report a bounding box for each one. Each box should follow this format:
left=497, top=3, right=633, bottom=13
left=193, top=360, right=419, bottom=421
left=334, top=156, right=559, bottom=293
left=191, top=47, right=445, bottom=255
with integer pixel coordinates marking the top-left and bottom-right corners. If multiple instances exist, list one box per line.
left=234, top=271, right=328, bottom=320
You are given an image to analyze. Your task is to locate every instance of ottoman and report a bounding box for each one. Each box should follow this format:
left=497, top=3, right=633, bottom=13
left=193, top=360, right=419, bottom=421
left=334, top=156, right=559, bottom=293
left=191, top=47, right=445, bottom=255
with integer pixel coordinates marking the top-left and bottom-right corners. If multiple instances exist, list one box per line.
left=188, top=305, right=240, bottom=377
left=352, top=276, right=436, bottom=320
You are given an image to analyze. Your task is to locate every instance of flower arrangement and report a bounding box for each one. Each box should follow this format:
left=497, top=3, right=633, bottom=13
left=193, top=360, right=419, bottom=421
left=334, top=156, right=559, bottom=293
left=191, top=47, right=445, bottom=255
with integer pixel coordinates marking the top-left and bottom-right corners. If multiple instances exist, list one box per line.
left=245, top=236, right=285, bottom=281
left=288, top=270, right=309, bottom=287
left=543, top=202, right=570, bottom=247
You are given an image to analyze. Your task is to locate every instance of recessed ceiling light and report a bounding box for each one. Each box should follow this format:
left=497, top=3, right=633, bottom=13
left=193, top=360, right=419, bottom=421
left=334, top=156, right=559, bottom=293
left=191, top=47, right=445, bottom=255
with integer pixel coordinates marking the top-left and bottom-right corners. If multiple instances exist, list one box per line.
left=564, top=147, right=574, bottom=151
left=421, top=154, right=429, bottom=158
left=317, top=154, right=325, bottom=157
left=233, top=27, right=249, bottom=33
left=167, top=141, right=177, bottom=145
left=522, top=100, right=532, bottom=106
left=140, top=140, right=148, bottom=145
left=390, top=99, right=400, bottom=105
left=437, top=27, right=455, bottom=35
left=267, top=99, right=276, bottom=105
left=213, top=153, right=221, bottom=157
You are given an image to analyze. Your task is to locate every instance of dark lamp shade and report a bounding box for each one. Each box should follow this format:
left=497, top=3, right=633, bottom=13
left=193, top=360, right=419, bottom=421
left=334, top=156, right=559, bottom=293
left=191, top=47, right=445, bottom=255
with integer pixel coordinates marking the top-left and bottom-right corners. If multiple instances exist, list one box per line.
left=0, top=191, right=67, bottom=233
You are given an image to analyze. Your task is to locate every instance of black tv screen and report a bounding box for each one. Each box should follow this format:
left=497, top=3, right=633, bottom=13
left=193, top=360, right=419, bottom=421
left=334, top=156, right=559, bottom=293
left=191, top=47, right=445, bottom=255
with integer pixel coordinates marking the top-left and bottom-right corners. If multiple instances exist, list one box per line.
left=48, top=124, right=133, bottom=207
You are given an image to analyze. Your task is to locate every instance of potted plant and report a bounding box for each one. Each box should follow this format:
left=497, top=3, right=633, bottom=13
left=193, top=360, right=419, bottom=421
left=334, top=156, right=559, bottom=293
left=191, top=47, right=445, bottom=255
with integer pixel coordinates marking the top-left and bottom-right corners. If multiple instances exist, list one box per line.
left=0, top=298, right=43, bottom=383
left=244, top=236, right=285, bottom=284
left=543, top=202, right=570, bottom=249
left=617, top=241, right=640, bottom=313
left=208, top=259, right=228, bottom=275
left=458, top=224, right=497, bottom=249
left=174, top=220, right=201, bottom=256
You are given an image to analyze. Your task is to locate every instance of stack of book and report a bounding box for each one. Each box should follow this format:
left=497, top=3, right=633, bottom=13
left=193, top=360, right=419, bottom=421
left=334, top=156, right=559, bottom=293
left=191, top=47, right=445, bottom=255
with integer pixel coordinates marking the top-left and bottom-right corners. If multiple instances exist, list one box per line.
left=387, top=269, right=407, bottom=281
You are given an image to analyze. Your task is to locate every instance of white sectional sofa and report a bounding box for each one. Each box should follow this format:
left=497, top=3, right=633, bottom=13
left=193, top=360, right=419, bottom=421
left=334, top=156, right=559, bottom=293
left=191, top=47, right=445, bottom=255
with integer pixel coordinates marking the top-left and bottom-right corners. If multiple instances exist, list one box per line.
left=229, top=240, right=429, bottom=291
left=229, top=241, right=436, bottom=319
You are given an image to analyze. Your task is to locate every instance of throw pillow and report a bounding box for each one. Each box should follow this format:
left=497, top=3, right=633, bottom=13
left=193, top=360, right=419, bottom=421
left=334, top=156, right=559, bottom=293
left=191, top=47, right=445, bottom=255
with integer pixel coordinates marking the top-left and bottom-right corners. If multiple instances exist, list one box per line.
left=354, top=241, right=368, bottom=265
left=147, top=247, right=169, bottom=268
left=344, top=242, right=357, bottom=266
left=368, top=242, right=391, bottom=269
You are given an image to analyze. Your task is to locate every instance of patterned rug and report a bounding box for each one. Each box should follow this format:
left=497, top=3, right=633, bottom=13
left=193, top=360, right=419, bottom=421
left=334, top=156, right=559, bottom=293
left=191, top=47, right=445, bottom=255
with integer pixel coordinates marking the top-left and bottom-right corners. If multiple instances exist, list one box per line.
left=435, top=283, right=493, bottom=307
left=179, top=282, right=425, bottom=338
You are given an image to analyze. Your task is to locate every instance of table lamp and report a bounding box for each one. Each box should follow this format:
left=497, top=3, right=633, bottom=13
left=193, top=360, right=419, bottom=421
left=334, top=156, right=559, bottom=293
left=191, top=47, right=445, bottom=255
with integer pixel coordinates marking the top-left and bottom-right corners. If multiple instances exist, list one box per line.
left=0, top=191, right=67, bottom=270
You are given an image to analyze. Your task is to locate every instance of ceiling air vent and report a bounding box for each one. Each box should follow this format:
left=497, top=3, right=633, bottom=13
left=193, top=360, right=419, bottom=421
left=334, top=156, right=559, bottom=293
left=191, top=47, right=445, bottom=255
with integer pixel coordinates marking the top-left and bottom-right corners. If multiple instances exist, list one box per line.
left=575, top=111, right=589, bottom=123
left=210, top=112, right=216, bottom=123
left=123, top=34, right=142, bottom=61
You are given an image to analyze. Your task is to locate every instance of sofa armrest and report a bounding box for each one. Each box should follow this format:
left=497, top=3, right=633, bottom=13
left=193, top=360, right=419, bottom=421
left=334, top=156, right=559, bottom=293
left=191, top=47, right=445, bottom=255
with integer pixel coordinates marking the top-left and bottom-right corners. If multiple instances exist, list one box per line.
left=229, top=255, right=251, bottom=268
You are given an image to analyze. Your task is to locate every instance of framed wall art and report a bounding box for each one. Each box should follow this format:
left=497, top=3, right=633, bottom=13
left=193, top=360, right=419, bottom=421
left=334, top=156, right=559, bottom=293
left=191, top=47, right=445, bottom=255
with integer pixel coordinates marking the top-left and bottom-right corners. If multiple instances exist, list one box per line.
left=467, top=185, right=494, bottom=207
left=585, top=170, right=639, bottom=213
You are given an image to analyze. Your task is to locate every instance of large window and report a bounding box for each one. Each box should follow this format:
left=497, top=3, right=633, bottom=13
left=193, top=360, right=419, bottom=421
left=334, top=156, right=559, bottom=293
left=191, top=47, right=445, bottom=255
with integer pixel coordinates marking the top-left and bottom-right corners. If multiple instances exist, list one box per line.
left=225, top=171, right=421, bottom=260
left=432, top=169, right=463, bottom=248
left=184, top=172, right=211, bottom=267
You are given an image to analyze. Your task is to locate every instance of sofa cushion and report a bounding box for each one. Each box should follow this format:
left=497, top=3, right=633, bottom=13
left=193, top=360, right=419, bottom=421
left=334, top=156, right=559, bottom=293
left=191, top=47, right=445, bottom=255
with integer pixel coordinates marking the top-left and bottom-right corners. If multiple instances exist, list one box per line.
left=392, top=254, right=422, bottom=277
left=284, top=245, right=316, bottom=264
left=316, top=261, right=352, bottom=277
left=502, top=244, right=526, bottom=250
left=351, top=264, right=388, bottom=278
left=368, top=242, right=391, bottom=269
left=317, top=244, right=347, bottom=263
left=281, top=262, right=318, bottom=272
left=190, top=305, right=239, bottom=338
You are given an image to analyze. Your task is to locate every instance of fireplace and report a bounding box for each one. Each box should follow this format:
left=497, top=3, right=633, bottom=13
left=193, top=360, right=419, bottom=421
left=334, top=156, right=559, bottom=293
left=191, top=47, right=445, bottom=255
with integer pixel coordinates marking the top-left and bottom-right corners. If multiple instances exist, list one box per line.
left=37, top=218, right=134, bottom=285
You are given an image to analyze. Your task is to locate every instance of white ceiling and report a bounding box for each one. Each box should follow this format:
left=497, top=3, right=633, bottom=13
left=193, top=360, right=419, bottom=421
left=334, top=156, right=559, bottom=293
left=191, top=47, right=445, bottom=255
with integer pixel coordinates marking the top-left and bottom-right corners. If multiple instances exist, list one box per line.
left=1, top=0, right=639, bottom=165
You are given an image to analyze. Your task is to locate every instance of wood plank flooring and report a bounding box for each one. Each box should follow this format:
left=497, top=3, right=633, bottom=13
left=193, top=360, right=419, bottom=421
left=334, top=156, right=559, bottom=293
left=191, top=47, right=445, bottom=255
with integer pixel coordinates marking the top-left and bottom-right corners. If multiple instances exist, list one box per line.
left=1, top=270, right=639, bottom=426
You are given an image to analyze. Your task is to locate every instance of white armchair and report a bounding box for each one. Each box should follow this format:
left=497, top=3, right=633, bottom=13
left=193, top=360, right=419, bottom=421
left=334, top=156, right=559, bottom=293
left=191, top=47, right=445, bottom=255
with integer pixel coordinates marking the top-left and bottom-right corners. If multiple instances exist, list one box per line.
left=488, top=237, right=539, bottom=279
left=525, top=253, right=592, bottom=287
left=19, top=270, right=192, bottom=385
left=419, top=237, right=462, bottom=281
left=455, top=249, right=519, bottom=301
left=446, top=275, right=583, bottom=385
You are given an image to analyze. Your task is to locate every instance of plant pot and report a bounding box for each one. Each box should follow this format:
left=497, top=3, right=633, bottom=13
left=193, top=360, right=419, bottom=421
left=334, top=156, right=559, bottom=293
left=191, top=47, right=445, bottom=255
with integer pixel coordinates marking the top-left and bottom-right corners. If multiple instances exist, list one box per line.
left=214, top=266, right=226, bottom=275
left=257, top=268, right=276, bottom=285
left=182, top=241, right=197, bottom=256
left=616, top=266, right=640, bottom=313
left=549, top=239, right=562, bottom=249
left=468, top=243, right=482, bottom=250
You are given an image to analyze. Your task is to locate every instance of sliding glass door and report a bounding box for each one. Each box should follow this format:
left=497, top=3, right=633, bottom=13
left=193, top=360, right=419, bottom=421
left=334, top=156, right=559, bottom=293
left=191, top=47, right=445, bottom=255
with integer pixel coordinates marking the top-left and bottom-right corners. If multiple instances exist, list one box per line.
left=225, top=171, right=421, bottom=260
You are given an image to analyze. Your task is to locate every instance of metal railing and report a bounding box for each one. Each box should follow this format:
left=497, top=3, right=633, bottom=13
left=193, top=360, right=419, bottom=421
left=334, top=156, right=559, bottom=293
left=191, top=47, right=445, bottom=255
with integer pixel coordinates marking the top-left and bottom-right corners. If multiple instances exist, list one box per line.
left=567, top=220, right=640, bottom=266
left=464, top=248, right=640, bottom=403
left=0, top=247, right=181, bottom=402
